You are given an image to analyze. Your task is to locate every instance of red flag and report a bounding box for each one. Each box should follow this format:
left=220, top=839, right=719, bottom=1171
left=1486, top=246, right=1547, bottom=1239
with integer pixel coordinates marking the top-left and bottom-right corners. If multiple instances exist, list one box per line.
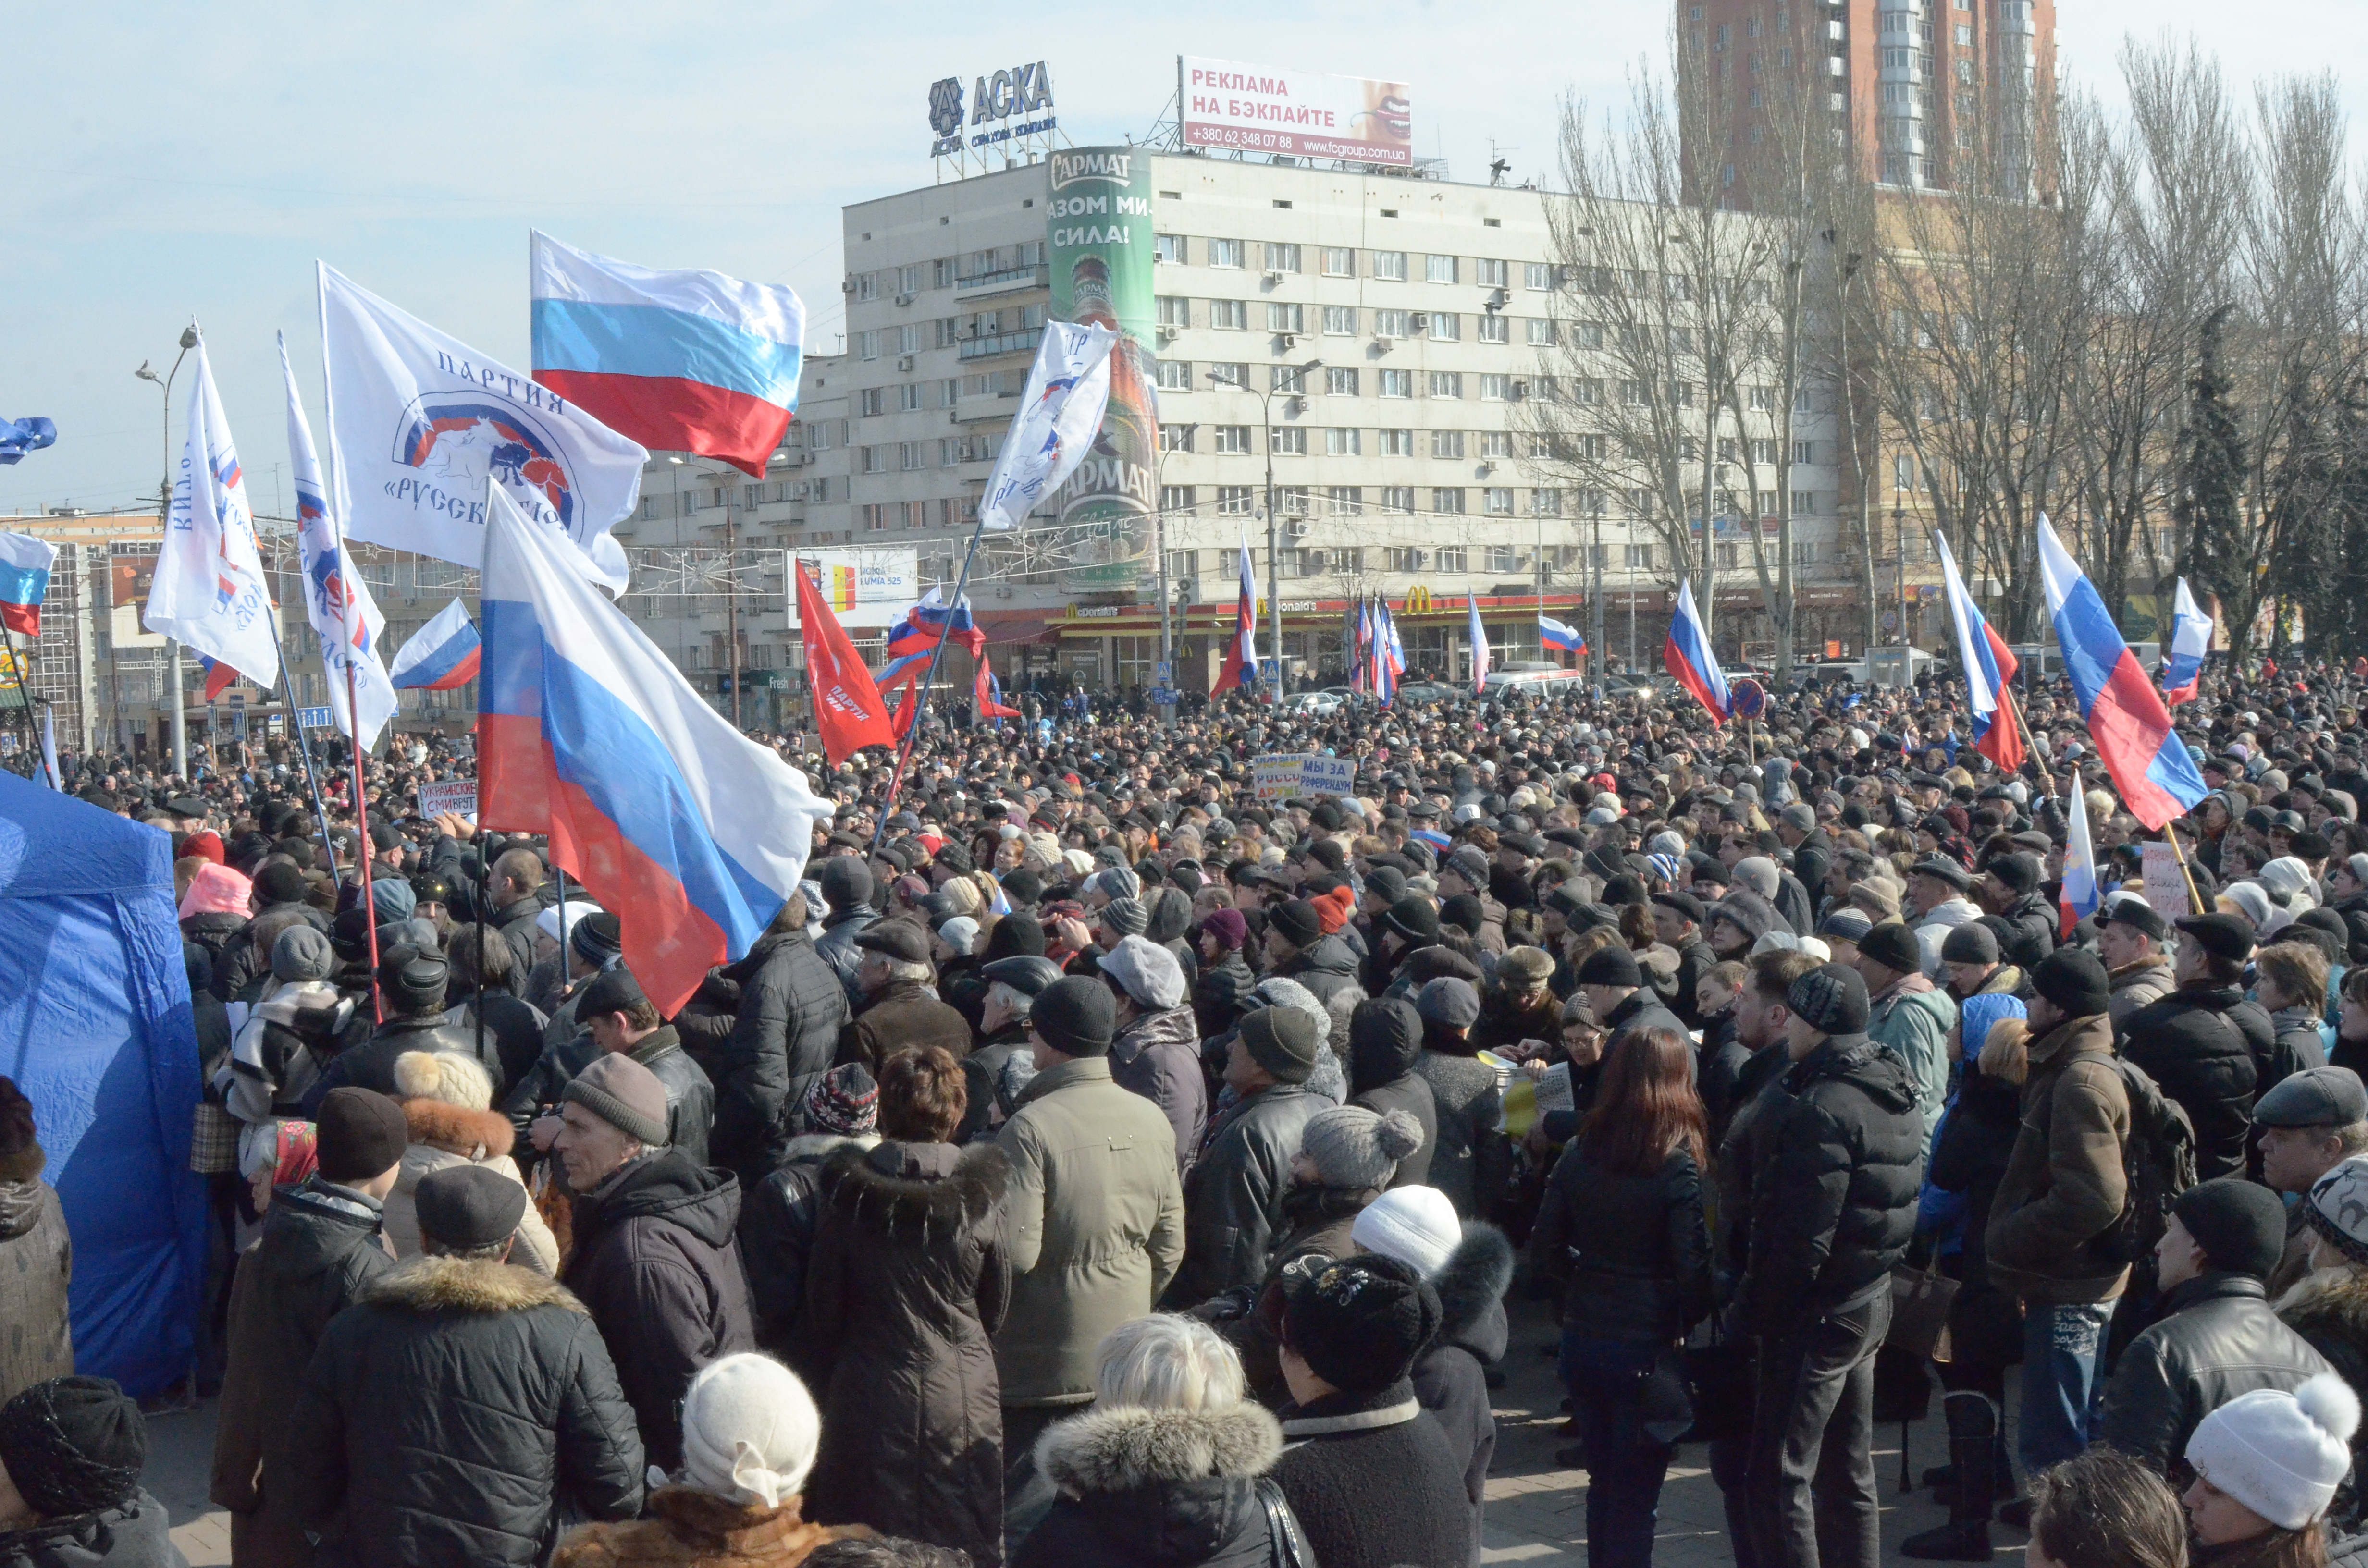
left=975, top=664, right=1020, bottom=719
left=795, top=561, right=895, bottom=763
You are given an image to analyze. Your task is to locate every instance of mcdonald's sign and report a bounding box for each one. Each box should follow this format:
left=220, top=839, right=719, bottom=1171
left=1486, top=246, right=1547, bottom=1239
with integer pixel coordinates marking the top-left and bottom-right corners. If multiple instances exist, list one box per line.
left=1403, top=586, right=1435, bottom=613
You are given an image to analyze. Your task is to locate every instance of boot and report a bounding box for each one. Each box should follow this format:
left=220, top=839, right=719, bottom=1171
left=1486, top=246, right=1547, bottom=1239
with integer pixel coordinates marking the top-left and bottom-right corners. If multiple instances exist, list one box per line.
left=1902, top=1392, right=1998, bottom=1562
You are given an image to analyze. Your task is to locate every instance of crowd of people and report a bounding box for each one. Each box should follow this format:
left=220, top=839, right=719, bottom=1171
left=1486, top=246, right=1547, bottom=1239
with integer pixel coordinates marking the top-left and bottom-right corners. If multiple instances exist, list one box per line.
left=15, top=657, right=2368, bottom=1568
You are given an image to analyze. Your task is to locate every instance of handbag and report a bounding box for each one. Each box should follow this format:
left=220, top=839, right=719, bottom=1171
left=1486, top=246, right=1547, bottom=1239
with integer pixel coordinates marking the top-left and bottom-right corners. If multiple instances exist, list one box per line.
left=189, top=1100, right=241, bottom=1175
left=1887, top=1255, right=1961, bottom=1361
left=1674, top=1336, right=1755, bottom=1444
left=1256, top=1476, right=1315, bottom=1568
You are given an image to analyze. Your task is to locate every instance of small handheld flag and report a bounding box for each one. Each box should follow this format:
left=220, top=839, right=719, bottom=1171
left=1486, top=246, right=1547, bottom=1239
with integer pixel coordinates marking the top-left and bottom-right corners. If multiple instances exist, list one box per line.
left=1468, top=592, right=1491, bottom=696
left=2060, top=773, right=2101, bottom=937
left=1540, top=614, right=1586, bottom=659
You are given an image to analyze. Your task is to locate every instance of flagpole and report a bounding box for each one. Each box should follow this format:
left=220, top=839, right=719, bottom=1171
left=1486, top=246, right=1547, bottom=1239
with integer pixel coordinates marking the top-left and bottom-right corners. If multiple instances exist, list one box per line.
left=265, top=605, right=346, bottom=903
left=867, top=516, right=991, bottom=855
left=0, top=626, right=45, bottom=783
left=346, top=658, right=384, bottom=1022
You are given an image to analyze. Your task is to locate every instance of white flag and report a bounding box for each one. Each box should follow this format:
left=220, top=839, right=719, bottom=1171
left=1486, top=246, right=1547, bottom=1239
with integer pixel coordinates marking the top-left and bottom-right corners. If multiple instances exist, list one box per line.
left=280, top=333, right=398, bottom=748
left=146, top=333, right=282, bottom=688
left=978, top=321, right=1116, bottom=532
left=319, top=262, right=645, bottom=592
left=37, top=703, right=57, bottom=790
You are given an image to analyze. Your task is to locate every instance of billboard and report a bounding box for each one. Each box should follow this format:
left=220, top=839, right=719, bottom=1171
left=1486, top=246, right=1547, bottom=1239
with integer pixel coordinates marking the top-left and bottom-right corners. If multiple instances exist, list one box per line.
left=1179, top=57, right=1413, bottom=167
left=1046, top=147, right=1159, bottom=590
left=782, top=547, right=920, bottom=629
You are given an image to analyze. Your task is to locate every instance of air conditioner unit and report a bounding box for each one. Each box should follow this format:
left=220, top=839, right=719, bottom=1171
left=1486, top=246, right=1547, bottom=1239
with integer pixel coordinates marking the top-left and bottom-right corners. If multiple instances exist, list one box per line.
left=894, top=292, right=916, bottom=306
left=1264, top=270, right=1285, bottom=283
left=1284, top=520, right=1311, bottom=541
left=897, top=355, right=916, bottom=371
left=1511, top=380, right=1529, bottom=400
left=789, top=482, right=810, bottom=499
left=1372, top=337, right=1393, bottom=353
left=840, top=279, right=856, bottom=294
left=947, top=409, right=963, bottom=425
left=1156, top=322, right=1179, bottom=341
left=1409, top=316, right=1429, bottom=334
left=1277, top=332, right=1297, bottom=350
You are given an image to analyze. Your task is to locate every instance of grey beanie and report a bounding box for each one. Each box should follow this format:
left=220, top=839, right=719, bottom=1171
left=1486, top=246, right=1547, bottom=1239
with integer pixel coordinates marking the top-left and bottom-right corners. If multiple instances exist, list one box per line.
left=1101, top=896, right=1150, bottom=938
left=1299, top=1105, right=1425, bottom=1191
left=271, top=924, right=335, bottom=983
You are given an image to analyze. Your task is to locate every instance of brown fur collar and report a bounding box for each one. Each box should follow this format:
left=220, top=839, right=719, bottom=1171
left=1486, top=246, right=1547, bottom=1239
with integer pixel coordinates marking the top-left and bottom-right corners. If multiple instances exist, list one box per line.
left=2278, top=1265, right=2368, bottom=1340
left=364, top=1253, right=588, bottom=1316
left=0, top=1143, right=43, bottom=1185
left=554, top=1488, right=869, bottom=1568
left=820, top=1141, right=1008, bottom=1238
left=405, top=1100, right=515, bottom=1160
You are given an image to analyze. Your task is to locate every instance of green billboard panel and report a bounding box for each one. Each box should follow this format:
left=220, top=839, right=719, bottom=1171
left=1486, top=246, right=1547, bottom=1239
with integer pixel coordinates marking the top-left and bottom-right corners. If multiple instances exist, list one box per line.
left=1047, top=147, right=1159, bottom=591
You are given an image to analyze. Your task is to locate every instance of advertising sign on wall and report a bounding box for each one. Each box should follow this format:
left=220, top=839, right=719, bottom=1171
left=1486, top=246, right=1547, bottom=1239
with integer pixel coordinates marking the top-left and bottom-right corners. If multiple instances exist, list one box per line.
left=1046, top=147, right=1159, bottom=590
left=782, top=547, right=921, bottom=629
left=1179, top=57, right=1413, bottom=167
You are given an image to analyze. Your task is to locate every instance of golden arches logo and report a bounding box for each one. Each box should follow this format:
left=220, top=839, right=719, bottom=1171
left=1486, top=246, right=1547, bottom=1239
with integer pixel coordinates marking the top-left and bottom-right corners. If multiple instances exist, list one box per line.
left=1403, top=587, right=1435, bottom=613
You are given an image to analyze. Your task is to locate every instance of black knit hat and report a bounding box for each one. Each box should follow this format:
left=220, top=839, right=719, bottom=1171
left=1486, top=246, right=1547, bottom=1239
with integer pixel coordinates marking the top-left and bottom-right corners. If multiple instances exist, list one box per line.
left=1787, top=963, right=1871, bottom=1036
left=2030, top=947, right=2111, bottom=1018
left=315, top=1087, right=409, bottom=1181
left=254, top=861, right=310, bottom=906
left=1940, top=923, right=1999, bottom=965
left=2174, top=1176, right=2288, bottom=1279
left=0, top=1377, right=146, bottom=1519
left=414, top=1165, right=528, bottom=1250
left=1858, top=921, right=1923, bottom=976
left=575, top=966, right=648, bottom=1023
left=1986, top=853, right=2040, bottom=895
left=1271, top=899, right=1323, bottom=949
left=569, top=911, right=624, bottom=968
left=377, top=945, right=449, bottom=1015
left=1239, top=1007, right=1323, bottom=1085
left=1380, top=896, right=1439, bottom=944
left=1282, top=1254, right=1443, bottom=1393
left=1031, top=975, right=1116, bottom=1058
left=1575, top=945, right=1643, bottom=988
left=1000, top=868, right=1044, bottom=906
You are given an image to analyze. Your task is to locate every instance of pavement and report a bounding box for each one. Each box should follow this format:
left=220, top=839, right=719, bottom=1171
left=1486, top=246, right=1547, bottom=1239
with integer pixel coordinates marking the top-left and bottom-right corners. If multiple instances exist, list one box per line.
left=138, top=1295, right=2027, bottom=1568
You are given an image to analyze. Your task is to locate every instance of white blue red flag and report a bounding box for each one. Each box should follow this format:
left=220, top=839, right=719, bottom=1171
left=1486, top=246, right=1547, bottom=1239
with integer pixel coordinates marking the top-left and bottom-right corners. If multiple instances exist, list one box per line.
left=2164, top=578, right=2211, bottom=706
left=880, top=587, right=987, bottom=676
left=1934, top=532, right=2023, bottom=773
left=1378, top=600, right=1405, bottom=703
left=281, top=334, right=398, bottom=747
left=1663, top=580, right=1730, bottom=723
left=1213, top=527, right=1260, bottom=696
left=2061, top=774, right=2102, bottom=937
left=978, top=322, right=1116, bottom=532
left=1468, top=593, right=1491, bottom=696
left=0, top=531, right=57, bottom=637
left=1345, top=595, right=1369, bottom=693
left=389, top=599, right=483, bottom=692
left=321, top=262, right=645, bottom=594
left=477, top=483, right=832, bottom=1014
left=530, top=232, right=806, bottom=479
left=2036, top=514, right=2208, bottom=831
left=147, top=333, right=282, bottom=690
left=1540, top=614, right=1586, bottom=659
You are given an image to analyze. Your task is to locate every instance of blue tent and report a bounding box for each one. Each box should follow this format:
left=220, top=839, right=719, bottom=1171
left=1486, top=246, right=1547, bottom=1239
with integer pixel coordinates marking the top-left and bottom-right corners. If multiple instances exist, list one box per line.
left=0, top=772, right=206, bottom=1396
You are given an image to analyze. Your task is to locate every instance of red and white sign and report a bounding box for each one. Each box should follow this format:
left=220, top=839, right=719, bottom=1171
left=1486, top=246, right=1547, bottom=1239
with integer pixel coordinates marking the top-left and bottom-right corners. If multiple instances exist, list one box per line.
left=1179, top=57, right=1413, bottom=167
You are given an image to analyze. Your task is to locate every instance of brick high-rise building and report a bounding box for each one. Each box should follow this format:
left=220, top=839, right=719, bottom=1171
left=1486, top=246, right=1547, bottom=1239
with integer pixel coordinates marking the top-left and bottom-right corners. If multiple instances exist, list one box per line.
left=1684, top=0, right=2057, bottom=192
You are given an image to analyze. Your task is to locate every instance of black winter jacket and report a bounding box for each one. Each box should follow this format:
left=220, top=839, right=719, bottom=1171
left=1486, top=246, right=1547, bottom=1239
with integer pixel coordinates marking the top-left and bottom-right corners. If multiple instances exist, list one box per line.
left=1345, top=998, right=1437, bottom=1190
left=284, top=1256, right=643, bottom=1568
left=706, top=925, right=849, bottom=1178
left=2100, top=1271, right=2331, bottom=1475
left=1730, top=1032, right=1925, bottom=1337
left=1271, top=1381, right=1472, bottom=1568
left=1926, top=1061, right=2026, bottom=1365
left=1412, top=1225, right=1514, bottom=1567
left=1170, top=1084, right=1322, bottom=1306
left=2122, top=982, right=2270, bottom=1180
left=1530, top=1144, right=1714, bottom=1347
left=814, top=907, right=878, bottom=1005
left=562, top=1149, right=757, bottom=1471
left=1013, top=1402, right=1287, bottom=1568
left=1192, top=951, right=1258, bottom=1042
left=735, top=1130, right=878, bottom=1369
left=313, top=1013, right=486, bottom=1104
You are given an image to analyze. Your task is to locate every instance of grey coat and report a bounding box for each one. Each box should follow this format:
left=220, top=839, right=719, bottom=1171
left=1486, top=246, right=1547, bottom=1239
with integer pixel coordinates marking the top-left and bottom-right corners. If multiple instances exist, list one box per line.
left=1110, top=1004, right=1208, bottom=1178
left=0, top=1152, right=72, bottom=1409
left=1414, top=1050, right=1506, bottom=1220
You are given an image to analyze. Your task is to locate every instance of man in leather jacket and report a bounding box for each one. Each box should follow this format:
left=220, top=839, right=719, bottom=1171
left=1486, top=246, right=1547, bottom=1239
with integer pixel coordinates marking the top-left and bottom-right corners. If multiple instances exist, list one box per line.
left=2098, top=1177, right=2331, bottom=1479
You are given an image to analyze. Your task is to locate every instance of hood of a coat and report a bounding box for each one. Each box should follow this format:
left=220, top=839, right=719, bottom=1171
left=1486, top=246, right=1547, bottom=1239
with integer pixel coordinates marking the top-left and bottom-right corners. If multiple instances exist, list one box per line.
left=779, top=1131, right=878, bottom=1165
left=1037, top=1403, right=1280, bottom=1565
left=579, top=1148, right=741, bottom=1249
left=1430, top=1222, right=1515, bottom=1359
left=363, top=1253, right=589, bottom=1316
left=2277, top=1264, right=2368, bottom=1347
left=1788, top=1032, right=1922, bottom=1115
left=643, top=1487, right=833, bottom=1557
left=819, top=1140, right=1007, bottom=1235
left=1293, top=933, right=1359, bottom=977
left=403, top=1099, right=514, bottom=1160
left=0, top=1489, right=174, bottom=1568
left=265, top=1176, right=385, bottom=1273
left=1348, top=996, right=1423, bottom=1096
left=2027, top=1011, right=2116, bottom=1072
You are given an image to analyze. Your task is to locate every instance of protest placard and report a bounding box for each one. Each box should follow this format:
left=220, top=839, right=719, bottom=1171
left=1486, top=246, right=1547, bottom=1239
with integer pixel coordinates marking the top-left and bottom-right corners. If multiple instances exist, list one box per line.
left=416, top=778, right=478, bottom=824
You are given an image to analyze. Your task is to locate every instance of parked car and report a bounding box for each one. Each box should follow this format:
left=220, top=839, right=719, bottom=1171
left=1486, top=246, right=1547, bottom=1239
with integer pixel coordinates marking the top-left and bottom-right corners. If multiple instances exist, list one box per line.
left=1393, top=680, right=1462, bottom=705
left=1280, top=688, right=1348, bottom=715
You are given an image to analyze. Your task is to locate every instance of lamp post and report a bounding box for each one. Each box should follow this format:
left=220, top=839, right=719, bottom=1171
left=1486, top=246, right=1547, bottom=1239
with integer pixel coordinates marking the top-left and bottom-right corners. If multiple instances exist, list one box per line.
left=1209, top=359, right=1321, bottom=698
left=134, top=324, right=200, bottom=776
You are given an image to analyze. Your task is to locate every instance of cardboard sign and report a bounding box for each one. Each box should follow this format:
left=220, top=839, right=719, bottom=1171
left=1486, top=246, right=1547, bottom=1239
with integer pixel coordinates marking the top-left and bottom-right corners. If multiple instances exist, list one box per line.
left=1253, top=752, right=1359, bottom=802
left=1252, top=754, right=1305, bottom=802
left=416, top=779, right=478, bottom=825
left=2142, top=841, right=2192, bottom=918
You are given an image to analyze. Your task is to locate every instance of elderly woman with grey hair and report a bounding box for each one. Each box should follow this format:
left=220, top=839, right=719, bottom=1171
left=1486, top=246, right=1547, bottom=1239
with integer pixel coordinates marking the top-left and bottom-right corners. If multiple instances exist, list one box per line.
left=1012, top=1315, right=1295, bottom=1568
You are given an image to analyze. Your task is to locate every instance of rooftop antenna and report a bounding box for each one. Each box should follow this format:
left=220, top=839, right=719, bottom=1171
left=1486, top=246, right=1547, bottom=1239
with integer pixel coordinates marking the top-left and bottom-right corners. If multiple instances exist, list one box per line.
left=1487, top=141, right=1516, bottom=186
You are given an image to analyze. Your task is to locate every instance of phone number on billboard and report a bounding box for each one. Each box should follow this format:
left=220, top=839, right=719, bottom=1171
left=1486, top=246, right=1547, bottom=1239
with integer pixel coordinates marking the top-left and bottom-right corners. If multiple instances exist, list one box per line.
left=1187, top=125, right=1299, bottom=152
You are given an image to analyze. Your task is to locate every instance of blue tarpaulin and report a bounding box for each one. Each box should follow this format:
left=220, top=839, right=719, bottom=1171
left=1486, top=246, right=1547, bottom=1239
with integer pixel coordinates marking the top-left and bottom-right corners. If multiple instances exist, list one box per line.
left=0, top=772, right=206, bottom=1396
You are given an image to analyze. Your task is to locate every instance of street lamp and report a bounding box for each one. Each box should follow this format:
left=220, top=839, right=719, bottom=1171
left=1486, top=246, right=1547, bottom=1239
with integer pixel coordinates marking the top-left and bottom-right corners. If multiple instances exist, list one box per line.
left=1207, top=359, right=1322, bottom=697
left=135, top=324, right=200, bottom=776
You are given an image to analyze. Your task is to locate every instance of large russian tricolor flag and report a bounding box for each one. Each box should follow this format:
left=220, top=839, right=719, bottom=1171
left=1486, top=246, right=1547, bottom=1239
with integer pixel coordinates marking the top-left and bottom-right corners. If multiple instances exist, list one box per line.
left=0, top=530, right=57, bottom=637
left=2036, top=514, right=2209, bottom=831
left=1664, top=580, right=1731, bottom=723
left=1212, top=528, right=1260, bottom=696
left=477, top=485, right=832, bottom=1014
left=530, top=232, right=806, bottom=478
left=1935, top=532, right=2023, bottom=773
left=389, top=598, right=483, bottom=692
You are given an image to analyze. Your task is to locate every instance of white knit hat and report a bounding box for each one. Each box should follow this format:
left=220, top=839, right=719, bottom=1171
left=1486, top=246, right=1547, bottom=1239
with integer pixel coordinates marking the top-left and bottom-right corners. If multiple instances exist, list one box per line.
left=676, top=1354, right=821, bottom=1509
left=1352, top=1186, right=1462, bottom=1278
left=2186, top=1373, right=2362, bottom=1531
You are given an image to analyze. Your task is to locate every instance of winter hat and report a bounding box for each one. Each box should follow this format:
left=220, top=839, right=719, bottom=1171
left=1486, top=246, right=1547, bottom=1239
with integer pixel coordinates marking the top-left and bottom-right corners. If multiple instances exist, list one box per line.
left=802, top=1063, right=879, bottom=1136
left=177, top=862, right=253, bottom=921
left=314, top=1087, right=409, bottom=1182
left=1820, top=908, right=1874, bottom=946
left=2186, top=1374, right=2362, bottom=1531
left=378, top=945, right=450, bottom=1015
left=1498, top=946, right=1555, bottom=986
left=2173, top=1177, right=2288, bottom=1279
left=0, top=1377, right=147, bottom=1519
left=1857, top=920, right=1923, bottom=976
left=1575, top=946, right=1643, bottom=989
left=816, top=858, right=874, bottom=913
left=392, top=1050, right=494, bottom=1112
left=2030, top=947, right=2112, bottom=1018
left=570, top=911, right=625, bottom=969
left=1733, top=857, right=1780, bottom=901
left=1415, top=977, right=1481, bottom=1029
left=678, top=1353, right=822, bottom=1509
left=368, top=876, right=417, bottom=927
left=254, top=861, right=311, bottom=907
left=1380, top=897, right=1441, bottom=945
left=1940, top=923, right=2000, bottom=965
left=271, top=924, right=335, bottom=984
left=1786, top=963, right=1871, bottom=1036
left=1100, top=934, right=1187, bottom=1012
left=1239, top=1007, right=1322, bottom=1085
left=535, top=901, right=605, bottom=949
left=1198, top=907, right=1248, bottom=953
left=1088, top=867, right=1142, bottom=904
left=1299, top=1105, right=1424, bottom=1191
left=935, top=915, right=980, bottom=956
left=1100, top=897, right=1150, bottom=938
left=1282, top=1254, right=1443, bottom=1394
left=1352, top=1186, right=1463, bottom=1278
left=1270, top=899, right=1323, bottom=949
left=563, top=1053, right=672, bottom=1148
left=576, top=967, right=651, bottom=1025
left=1988, top=853, right=2041, bottom=896
left=413, top=1164, right=528, bottom=1250
left=2305, top=1158, right=2368, bottom=1265
left=1030, top=975, right=1117, bottom=1058
left=2263, top=857, right=2318, bottom=906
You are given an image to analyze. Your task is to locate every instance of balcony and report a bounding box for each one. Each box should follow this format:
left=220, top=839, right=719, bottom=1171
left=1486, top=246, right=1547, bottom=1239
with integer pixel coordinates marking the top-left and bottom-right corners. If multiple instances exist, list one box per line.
left=956, top=264, right=1049, bottom=299
left=959, top=328, right=1042, bottom=361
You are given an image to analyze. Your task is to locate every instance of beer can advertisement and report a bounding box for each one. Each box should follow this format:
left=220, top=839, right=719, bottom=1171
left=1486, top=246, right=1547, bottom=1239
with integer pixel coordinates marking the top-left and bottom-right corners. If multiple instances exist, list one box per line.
left=1179, top=57, right=1413, bottom=167
left=1047, top=147, right=1159, bottom=589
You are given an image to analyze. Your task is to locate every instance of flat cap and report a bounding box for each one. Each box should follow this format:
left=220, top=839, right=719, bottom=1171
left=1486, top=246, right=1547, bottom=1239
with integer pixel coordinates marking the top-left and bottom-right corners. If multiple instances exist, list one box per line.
left=1909, top=856, right=1975, bottom=892
left=853, top=920, right=932, bottom=965
left=2178, top=912, right=2256, bottom=962
left=2254, top=1066, right=2368, bottom=1130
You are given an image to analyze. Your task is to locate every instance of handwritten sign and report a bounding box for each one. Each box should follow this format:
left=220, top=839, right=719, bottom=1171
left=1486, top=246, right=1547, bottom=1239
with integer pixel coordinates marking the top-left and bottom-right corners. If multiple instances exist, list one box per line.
left=1252, top=752, right=1360, bottom=802
left=2142, top=841, right=2191, bottom=918
left=416, top=779, right=478, bottom=825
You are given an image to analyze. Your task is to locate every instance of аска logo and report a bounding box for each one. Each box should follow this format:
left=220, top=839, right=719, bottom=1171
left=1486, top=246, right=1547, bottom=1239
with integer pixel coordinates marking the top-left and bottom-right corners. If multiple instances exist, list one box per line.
left=928, top=77, right=964, bottom=138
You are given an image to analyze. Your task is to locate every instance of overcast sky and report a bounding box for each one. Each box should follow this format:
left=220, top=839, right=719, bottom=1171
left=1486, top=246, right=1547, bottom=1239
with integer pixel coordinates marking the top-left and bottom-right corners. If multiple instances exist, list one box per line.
left=6, top=0, right=2363, bottom=522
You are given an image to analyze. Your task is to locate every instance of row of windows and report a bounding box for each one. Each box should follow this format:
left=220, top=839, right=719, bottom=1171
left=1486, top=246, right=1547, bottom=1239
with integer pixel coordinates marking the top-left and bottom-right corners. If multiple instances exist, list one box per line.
left=850, top=244, right=1048, bottom=302
left=1150, top=483, right=1828, bottom=521
left=1155, top=236, right=1552, bottom=292
left=1161, top=539, right=1823, bottom=578
left=1160, top=298, right=1548, bottom=344
left=1159, top=361, right=1525, bottom=401
left=1160, top=425, right=1534, bottom=459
